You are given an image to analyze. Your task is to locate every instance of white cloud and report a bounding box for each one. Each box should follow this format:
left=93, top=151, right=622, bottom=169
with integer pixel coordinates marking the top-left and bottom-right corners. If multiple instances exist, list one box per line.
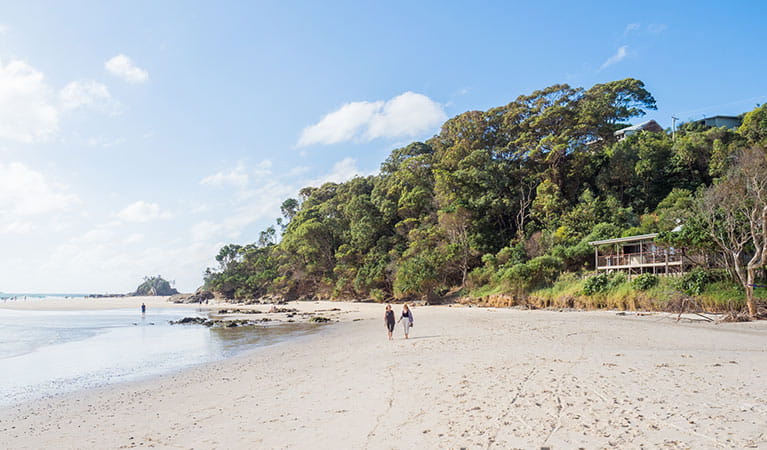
left=105, top=54, right=149, bottom=84
left=288, top=166, right=311, bottom=177
left=190, top=221, right=225, bottom=243
left=125, top=233, right=145, bottom=244
left=624, top=23, right=640, bottom=35
left=116, top=201, right=171, bottom=223
left=299, top=101, right=380, bottom=146
left=201, top=160, right=275, bottom=192
left=298, top=92, right=446, bottom=146
left=80, top=228, right=116, bottom=244
left=253, top=160, right=273, bottom=177
left=647, top=23, right=667, bottom=34
left=308, top=158, right=367, bottom=186
left=366, top=92, right=447, bottom=140
left=0, top=59, right=59, bottom=143
left=86, top=136, right=126, bottom=148
left=0, top=24, right=9, bottom=34
left=60, top=80, right=121, bottom=115
left=599, top=45, right=629, bottom=71
left=0, top=221, right=36, bottom=234
left=0, top=58, right=126, bottom=144
left=190, top=158, right=362, bottom=244
left=201, top=163, right=250, bottom=189
left=0, top=162, right=78, bottom=217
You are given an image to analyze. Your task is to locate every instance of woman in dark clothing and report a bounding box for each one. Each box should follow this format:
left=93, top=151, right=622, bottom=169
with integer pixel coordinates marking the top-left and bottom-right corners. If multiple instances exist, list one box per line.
left=384, top=304, right=396, bottom=340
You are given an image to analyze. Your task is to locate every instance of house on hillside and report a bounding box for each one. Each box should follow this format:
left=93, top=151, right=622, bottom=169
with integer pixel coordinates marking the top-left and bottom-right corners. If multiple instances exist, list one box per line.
left=614, top=120, right=664, bottom=141
left=692, top=115, right=742, bottom=130
left=589, top=233, right=687, bottom=277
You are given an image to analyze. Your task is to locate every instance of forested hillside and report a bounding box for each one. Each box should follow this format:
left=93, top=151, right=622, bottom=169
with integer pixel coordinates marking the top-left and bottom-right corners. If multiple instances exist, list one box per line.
left=204, top=78, right=767, bottom=310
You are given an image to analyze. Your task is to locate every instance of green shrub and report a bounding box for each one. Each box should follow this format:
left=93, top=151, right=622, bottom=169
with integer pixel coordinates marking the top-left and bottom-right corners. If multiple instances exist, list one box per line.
left=632, top=273, right=659, bottom=290
left=497, top=255, right=563, bottom=291
left=607, top=272, right=627, bottom=290
left=677, top=268, right=711, bottom=295
left=370, top=288, right=386, bottom=302
left=496, top=243, right=527, bottom=265
left=583, top=273, right=611, bottom=295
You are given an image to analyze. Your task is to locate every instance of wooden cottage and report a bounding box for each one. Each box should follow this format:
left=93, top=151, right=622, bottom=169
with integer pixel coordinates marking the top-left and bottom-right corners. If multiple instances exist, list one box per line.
left=588, top=233, right=685, bottom=277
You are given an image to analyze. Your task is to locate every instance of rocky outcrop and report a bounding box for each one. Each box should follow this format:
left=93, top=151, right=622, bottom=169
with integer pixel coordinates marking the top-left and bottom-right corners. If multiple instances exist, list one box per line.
left=134, top=276, right=179, bottom=296
left=170, top=290, right=214, bottom=304
left=169, top=317, right=274, bottom=327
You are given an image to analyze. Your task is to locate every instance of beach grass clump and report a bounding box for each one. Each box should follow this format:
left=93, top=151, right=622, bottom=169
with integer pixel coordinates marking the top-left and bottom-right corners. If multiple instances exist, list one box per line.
left=697, top=281, right=746, bottom=310
left=469, top=283, right=509, bottom=299
left=532, top=272, right=585, bottom=298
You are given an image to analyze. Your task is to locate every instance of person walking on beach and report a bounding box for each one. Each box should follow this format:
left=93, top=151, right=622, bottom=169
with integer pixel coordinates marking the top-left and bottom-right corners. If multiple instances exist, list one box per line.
left=398, top=304, right=414, bottom=339
left=141, top=303, right=146, bottom=314
left=384, top=304, right=396, bottom=340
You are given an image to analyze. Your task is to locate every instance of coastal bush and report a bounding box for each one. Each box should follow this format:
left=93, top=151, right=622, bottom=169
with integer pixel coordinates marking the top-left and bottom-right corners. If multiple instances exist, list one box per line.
left=497, top=255, right=563, bottom=291
left=393, top=255, right=440, bottom=299
left=201, top=80, right=765, bottom=310
left=632, top=273, right=659, bottom=291
left=606, top=272, right=627, bottom=290
left=369, top=288, right=386, bottom=302
left=676, top=268, right=711, bottom=296
left=582, top=273, right=610, bottom=295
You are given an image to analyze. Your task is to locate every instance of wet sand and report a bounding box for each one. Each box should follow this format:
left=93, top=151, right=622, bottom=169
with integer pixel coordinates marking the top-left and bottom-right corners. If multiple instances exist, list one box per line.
left=1, top=302, right=766, bottom=448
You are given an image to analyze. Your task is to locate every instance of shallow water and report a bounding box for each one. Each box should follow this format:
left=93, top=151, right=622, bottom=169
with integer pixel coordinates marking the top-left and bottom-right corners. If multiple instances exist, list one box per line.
left=0, top=307, right=318, bottom=407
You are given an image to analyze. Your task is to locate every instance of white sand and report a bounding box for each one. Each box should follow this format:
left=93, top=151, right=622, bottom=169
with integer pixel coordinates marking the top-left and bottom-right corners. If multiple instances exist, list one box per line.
left=1, top=301, right=766, bottom=449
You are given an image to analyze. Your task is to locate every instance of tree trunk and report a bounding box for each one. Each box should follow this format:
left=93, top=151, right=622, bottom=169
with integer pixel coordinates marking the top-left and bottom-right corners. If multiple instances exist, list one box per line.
left=745, top=268, right=757, bottom=317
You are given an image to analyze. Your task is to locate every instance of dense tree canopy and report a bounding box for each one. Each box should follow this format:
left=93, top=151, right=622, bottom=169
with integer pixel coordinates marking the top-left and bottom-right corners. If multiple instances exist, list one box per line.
left=203, top=78, right=765, bottom=304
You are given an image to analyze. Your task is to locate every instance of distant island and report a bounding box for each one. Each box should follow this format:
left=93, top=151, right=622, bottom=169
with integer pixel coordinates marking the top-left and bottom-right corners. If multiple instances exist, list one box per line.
left=133, top=275, right=178, bottom=296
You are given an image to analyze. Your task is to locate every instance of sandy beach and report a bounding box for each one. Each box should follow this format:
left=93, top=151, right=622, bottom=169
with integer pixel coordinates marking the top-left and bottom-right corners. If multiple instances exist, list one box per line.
left=1, top=300, right=766, bottom=449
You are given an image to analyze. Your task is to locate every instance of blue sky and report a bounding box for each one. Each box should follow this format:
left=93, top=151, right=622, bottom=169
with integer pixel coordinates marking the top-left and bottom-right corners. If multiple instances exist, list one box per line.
left=1, top=0, right=765, bottom=293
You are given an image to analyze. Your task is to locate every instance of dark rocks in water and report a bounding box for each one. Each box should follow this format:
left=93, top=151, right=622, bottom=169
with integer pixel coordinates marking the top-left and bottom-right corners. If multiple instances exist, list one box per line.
left=170, top=316, right=275, bottom=327
left=170, top=290, right=214, bottom=304
left=170, top=294, right=191, bottom=304
left=217, top=309, right=262, bottom=314
left=170, top=317, right=210, bottom=325
left=310, top=316, right=331, bottom=323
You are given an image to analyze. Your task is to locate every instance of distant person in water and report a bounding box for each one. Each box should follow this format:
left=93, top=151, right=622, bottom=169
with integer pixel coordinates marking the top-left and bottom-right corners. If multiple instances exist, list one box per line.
left=398, top=304, right=414, bottom=339
left=141, top=303, right=146, bottom=314
left=384, top=304, right=396, bottom=340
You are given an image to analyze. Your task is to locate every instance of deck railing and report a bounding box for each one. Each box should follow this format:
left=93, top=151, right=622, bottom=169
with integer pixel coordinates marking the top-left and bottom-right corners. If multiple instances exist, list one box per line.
left=597, top=251, right=683, bottom=268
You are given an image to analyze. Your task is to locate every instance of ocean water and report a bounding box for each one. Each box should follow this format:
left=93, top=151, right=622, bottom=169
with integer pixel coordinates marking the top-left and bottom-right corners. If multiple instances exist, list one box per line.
left=0, top=307, right=318, bottom=407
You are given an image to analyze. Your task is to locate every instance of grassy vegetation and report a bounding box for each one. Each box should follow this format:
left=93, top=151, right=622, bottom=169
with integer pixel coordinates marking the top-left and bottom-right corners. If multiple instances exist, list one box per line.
left=467, top=271, right=766, bottom=313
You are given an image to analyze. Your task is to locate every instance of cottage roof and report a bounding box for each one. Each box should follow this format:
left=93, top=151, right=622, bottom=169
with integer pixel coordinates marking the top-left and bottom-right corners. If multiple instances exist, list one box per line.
left=696, top=115, right=740, bottom=121
left=614, top=120, right=664, bottom=136
left=588, top=233, right=659, bottom=246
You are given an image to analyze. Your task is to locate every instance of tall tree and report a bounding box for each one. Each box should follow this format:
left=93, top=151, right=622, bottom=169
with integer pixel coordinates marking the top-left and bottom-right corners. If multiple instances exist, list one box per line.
left=699, top=146, right=767, bottom=316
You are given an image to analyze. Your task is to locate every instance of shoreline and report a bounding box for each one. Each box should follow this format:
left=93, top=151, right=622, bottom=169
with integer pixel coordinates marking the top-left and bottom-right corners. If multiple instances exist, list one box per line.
left=0, top=298, right=355, bottom=410
left=0, top=295, right=213, bottom=311
left=1, top=302, right=766, bottom=448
